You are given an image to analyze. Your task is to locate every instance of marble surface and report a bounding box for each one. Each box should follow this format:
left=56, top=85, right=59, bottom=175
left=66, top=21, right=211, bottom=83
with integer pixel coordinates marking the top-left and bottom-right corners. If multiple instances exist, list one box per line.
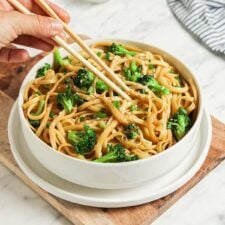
left=0, top=0, right=225, bottom=224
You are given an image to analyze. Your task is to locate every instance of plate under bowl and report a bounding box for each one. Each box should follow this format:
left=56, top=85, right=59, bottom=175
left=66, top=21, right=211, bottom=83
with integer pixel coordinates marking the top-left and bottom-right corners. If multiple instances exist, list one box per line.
left=8, top=102, right=211, bottom=207
left=17, top=38, right=203, bottom=189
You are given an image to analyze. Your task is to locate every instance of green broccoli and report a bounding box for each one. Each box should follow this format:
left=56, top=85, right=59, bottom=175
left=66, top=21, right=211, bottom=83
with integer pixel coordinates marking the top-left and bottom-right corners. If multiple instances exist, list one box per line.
left=137, top=75, right=170, bottom=95
left=124, top=123, right=139, bottom=139
left=57, top=87, right=74, bottom=113
left=57, top=87, right=84, bottom=113
left=140, top=89, right=148, bottom=94
left=130, top=104, right=137, bottom=112
left=123, top=63, right=169, bottom=96
left=79, top=116, right=85, bottom=122
left=93, top=111, right=107, bottom=119
left=29, top=119, right=40, bottom=128
left=54, top=49, right=70, bottom=68
left=148, top=64, right=154, bottom=70
left=32, top=99, right=45, bottom=116
left=96, top=80, right=109, bottom=93
left=64, top=77, right=73, bottom=85
left=36, top=63, right=51, bottom=78
left=73, top=68, right=95, bottom=91
left=112, top=100, right=121, bottom=109
left=35, top=91, right=42, bottom=96
left=105, top=52, right=111, bottom=61
left=73, top=93, right=85, bottom=106
left=96, top=52, right=102, bottom=57
left=99, top=121, right=106, bottom=129
left=94, top=144, right=138, bottom=163
left=124, top=62, right=143, bottom=82
left=46, top=122, right=51, bottom=128
left=49, top=111, right=55, bottom=118
left=89, top=86, right=95, bottom=95
left=108, top=43, right=136, bottom=56
left=175, top=76, right=183, bottom=87
left=167, top=107, right=192, bottom=140
left=68, top=125, right=97, bottom=155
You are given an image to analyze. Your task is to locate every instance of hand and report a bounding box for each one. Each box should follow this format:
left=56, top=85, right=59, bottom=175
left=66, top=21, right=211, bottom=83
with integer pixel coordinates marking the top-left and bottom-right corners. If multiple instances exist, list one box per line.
left=0, top=0, right=70, bottom=63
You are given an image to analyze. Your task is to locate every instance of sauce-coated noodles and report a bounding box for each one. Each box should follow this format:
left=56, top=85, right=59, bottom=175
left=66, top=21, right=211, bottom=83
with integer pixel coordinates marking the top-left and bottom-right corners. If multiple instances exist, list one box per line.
left=23, top=42, right=197, bottom=163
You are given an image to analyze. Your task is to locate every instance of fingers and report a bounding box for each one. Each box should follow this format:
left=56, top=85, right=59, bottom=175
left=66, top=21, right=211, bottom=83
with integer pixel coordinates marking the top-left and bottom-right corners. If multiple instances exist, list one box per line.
left=0, top=0, right=13, bottom=11
left=0, top=47, right=29, bottom=63
left=14, top=12, right=63, bottom=38
left=5, top=0, right=70, bottom=23
left=14, top=34, right=67, bottom=52
left=45, top=1, right=70, bottom=23
left=17, top=0, right=70, bottom=23
left=13, top=35, right=54, bottom=51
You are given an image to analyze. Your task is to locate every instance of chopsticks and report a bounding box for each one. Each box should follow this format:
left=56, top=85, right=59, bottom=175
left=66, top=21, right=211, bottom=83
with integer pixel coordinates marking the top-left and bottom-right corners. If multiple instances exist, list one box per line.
left=34, top=0, right=130, bottom=93
left=8, top=0, right=131, bottom=101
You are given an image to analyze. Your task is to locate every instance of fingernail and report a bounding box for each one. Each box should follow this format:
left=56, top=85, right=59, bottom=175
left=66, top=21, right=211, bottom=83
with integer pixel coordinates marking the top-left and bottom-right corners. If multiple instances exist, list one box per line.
left=59, top=32, right=67, bottom=40
left=51, top=20, right=63, bottom=34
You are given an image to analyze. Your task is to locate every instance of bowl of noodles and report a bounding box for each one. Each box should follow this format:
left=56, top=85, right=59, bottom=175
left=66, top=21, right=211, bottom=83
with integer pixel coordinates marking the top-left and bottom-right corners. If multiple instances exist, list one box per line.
left=17, top=38, right=202, bottom=189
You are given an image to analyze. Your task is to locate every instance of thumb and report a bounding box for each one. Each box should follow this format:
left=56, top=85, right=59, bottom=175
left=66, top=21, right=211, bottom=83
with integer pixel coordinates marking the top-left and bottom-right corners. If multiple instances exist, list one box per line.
left=15, top=13, right=63, bottom=38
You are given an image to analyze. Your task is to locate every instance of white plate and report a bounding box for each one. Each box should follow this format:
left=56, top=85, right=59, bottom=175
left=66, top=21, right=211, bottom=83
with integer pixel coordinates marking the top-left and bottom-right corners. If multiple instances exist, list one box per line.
left=8, top=101, right=212, bottom=208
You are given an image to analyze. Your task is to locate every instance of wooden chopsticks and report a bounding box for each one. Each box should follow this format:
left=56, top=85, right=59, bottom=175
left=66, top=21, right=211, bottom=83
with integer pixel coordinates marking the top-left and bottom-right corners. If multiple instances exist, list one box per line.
left=8, top=0, right=131, bottom=101
left=35, top=0, right=130, bottom=93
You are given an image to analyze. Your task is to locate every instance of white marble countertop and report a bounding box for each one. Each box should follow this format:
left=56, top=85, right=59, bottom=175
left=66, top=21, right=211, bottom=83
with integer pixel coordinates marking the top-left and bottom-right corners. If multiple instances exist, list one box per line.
left=1, top=0, right=225, bottom=224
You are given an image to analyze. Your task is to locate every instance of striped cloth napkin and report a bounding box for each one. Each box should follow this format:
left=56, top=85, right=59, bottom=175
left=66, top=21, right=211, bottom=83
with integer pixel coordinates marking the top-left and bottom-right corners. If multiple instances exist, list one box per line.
left=167, top=0, right=225, bottom=54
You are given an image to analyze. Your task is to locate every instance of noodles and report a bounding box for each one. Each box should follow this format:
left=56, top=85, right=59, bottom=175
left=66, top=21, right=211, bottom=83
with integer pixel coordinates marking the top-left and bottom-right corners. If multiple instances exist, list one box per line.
left=23, top=42, right=198, bottom=162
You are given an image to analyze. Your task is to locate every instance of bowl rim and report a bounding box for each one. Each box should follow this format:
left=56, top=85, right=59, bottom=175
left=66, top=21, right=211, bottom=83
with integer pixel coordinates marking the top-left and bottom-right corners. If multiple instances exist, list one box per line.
left=17, top=38, right=203, bottom=167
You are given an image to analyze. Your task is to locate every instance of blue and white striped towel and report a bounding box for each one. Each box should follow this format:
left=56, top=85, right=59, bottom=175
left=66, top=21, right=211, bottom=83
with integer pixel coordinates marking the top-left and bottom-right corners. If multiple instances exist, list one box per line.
left=167, top=0, right=225, bottom=54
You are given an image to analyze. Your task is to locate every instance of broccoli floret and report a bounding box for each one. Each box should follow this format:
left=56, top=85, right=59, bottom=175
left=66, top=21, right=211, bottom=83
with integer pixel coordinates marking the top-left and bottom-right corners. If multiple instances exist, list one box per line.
left=112, top=100, right=121, bottom=109
left=148, top=64, right=154, bottom=70
left=49, top=111, right=55, bottom=118
left=96, top=52, right=102, bottom=57
left=68, top=125, right=97, bottom=155
left=174, top=76, right=184, bottom=87
left=57, top=87, right=74, bottom=113
left=108, top=43, right=136, bottom=56
left=57, top=87, right=84, bottom=113
left=105, top=52, right=111, bottom=61
left=140, top=89, right=148, bottom=94
left=94, top=144, right=138, bottom=163
left=54, top=49, right=70, bottom=68
left=73, top=93, right=85, bottom=106
left=130, top=104, right=137, bottom=112
left=137, top=75, right=170, bottom=95
left=96, top=80, right=109, bottom=94
left=79, top=116, right=85, bottom=122
left=124, top=63, right=169, bottom=96
left=64, top=77, right=73, bottom=85
left=46, top=122, right=51, bottom=128
left=124, top=62, right=143, bottom=82
left=124, top=123, right=139, bottom=139
left=32, top=100, right=45, bottom=116
left=99, top=121, right=106, bottom=129
left=29, top=119, right=40, bottom=128
left=35, top=91, right=42, bottom=96
left=93, top=111, right=107, bottom=119
left=167, top=107, right=192, bottom=140
left=36, top=63, right=51, bottom=78
left=73, top=68, right=95, bottom=91
left=87, top=86, right=94, bottom=95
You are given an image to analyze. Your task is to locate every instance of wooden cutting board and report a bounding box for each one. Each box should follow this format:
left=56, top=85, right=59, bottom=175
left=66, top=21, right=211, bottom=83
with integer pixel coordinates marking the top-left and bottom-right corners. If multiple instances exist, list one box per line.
left=1, top=49, right=225, bottom=225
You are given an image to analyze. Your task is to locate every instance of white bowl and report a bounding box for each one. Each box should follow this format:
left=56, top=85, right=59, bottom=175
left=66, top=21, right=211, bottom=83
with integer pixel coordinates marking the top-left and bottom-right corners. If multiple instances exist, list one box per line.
left=17, top=38, right=203, bottom=189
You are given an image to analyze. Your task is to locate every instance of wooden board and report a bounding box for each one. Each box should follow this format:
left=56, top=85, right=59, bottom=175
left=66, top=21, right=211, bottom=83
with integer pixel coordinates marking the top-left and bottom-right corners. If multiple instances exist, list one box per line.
left=1, top=49, right=225, bottom=225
